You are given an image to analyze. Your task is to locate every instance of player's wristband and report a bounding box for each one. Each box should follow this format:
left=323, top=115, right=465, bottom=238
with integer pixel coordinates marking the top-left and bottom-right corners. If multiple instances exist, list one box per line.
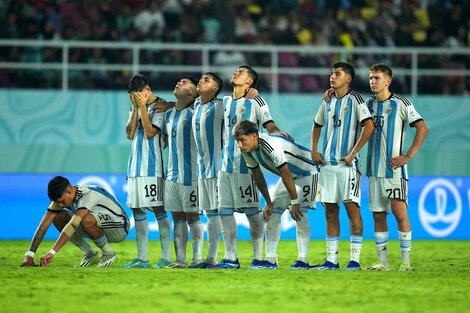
left=290, top=198, right=299, bottom=205
left=25, top=251, right=35, bottom=258
left=48, top=248, right=57, bottom=256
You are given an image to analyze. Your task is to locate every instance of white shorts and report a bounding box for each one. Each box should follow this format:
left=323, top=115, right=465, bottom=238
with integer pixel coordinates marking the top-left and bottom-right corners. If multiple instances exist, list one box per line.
left=89, top=206, right=130, bottom=243
left=218, top=171, right=260, bottom=209
left=318, top=164, right=361, bottom=205
left=198, top=177, right=218, bottom=211
left=272, top=173, right=319, bottom=210
left=126, top=176, right=164, bottom=208
left=165, top=180, right=199, bottom=213
left=368, top=176, right=408, bottom=213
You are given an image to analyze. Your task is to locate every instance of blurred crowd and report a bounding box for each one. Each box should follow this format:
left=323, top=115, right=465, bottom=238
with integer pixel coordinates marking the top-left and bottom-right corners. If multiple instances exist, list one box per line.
left=0, top=0, right=468, bottom=94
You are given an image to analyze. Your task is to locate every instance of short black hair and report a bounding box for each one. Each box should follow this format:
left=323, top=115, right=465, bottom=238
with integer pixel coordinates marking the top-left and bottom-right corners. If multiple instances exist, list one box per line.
left=331, top=62, right=355, bottom=80
left=48, top=176, right=70, bottom=201
left=128, top=74, right=149, bottom=93
left=202, top=72, right=224, bottom=96
left=239, top=65, right=258, bottom=88
left=232, top=119, right=259, bottom=140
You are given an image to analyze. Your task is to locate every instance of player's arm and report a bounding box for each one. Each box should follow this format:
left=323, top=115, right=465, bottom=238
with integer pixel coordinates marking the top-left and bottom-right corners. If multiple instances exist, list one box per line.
left=310, top=123, right=325, bottom=165
left=39, top=208, right=88, bottom=267
left=341, top=118, right=375, bottom=166
left=390, top=120, right=429, bottom=169
left=278, top=163, right=302, bottom=221
left=264, top=121, right=293, bottom=140
left=21, top=210, right=57, bottom=267
left=125, top=94, right=139, bottom=140
left=250, top=166, right=273, bottom=221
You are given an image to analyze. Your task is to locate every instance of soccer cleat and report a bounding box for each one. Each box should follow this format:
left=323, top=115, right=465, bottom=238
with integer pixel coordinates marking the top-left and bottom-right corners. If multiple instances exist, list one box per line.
left=168, top=262, right=187, bottom=268
left=188, top=260, right=216, bottom=269
left=208, top=258, right=240, bottom=269
left=343, top=260, right=361, bottom=271
left=120, top=259, right=150, bottom=268
left=246, top=259, right=264, bottom=270
left=154, top=258, right=171, bottom=269
left=97, top=252, right=117, bottom=268
left=366, top=262, right=389, bottom=271
left=289, top=260, right=310, bottom=270
left=399, top=262, right=412, bottom=272
left=309, top=260, right=339, bottom=270
left=74, top=251, right=99, bottom=267
left=247, top=260, right=277, bottom=270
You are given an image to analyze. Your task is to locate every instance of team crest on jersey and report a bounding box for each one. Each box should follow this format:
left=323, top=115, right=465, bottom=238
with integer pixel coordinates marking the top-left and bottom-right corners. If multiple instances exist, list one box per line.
left=238, top=106, right=246, bottom=114
left=343, top=106, right=349, bottom=113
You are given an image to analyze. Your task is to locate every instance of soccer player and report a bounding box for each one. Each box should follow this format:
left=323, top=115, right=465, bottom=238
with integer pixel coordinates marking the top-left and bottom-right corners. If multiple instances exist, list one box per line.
left=310, top=62, right=374, bottom=270
left=122, top=74, right=171, bottom=269
left=214, top=65, right=286, bottom=269
left=233, top=120, right=318, bottom=269
left=190, top=72, right=225, bottom=268
left=162, top=77, right=202, bottom=268
left=365, top=63, right=429, bottom=272
left=21, top=176, right=129, bottom=268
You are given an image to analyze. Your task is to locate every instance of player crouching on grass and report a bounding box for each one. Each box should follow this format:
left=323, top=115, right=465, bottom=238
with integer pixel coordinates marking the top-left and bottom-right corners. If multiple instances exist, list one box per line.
left=233, top=120, right=319, bottom=269
left=21, top=176, right=130, bottom=268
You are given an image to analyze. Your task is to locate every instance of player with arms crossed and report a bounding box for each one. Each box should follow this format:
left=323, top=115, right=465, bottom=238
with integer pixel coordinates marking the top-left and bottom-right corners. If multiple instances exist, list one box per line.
left=215, top=65, right=286, bottom=269
left=366, top=63, right=429, bottom=271
left=311, top=62, right=374, bottom=270
left=233, top=120, right=318, bottom=269
left=22, top=176, right=129, bottom=267
left=122, top=74, right=171, bottom=269
left=163, top=77, right=202, bottom=267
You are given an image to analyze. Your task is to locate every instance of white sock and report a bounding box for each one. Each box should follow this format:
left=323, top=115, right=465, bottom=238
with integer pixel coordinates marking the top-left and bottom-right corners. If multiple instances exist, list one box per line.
left=220, top=214, right=238, bottom=261
left=133, top=209, right=149, bottom=261
left=374, top=231, right=389, bottom=266
left=69, top=227, right=95, bottom=255
left=92, top=234, right=113, bottom=255
left=326, top=235, right=339, bottom=264
left=247, top=212, right=264, bottom=260
left=206, top=210, right=221, bottom=263
left=189, top=219, right=204, bottom=264
left=398, top=230, right=412, bottom=263
left=265, top=212, right=282, bottom=264
left=296, top=210, right=310, bottom=263
left=350, top=235, right=363, bottom=263
left=173, top=220, right=188, bottom=264
left=156, top=212, right=171, bottom=261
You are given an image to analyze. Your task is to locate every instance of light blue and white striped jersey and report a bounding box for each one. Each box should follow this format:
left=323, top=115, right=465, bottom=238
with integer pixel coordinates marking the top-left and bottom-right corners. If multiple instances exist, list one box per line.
left=192, top=98, right=224, bottom=179
left=366, top=94, right=423, bottom=179
left=243, top=133, right=316, bottom=179
left=48, top=185, right=127, bottom=218
left=127, top=106, right=166, bottom=178
left=163, top=104, right=197, bottom=186
left=314, top=90, right=371, bottom=167
left=221, top=95, right=274, bottom=174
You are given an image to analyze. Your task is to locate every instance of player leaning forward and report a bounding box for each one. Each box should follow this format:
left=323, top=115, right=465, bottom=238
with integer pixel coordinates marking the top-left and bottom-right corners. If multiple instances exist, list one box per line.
left=233, top=120, right=319, bottom=269
left=22, top=176, right=129, bottom=267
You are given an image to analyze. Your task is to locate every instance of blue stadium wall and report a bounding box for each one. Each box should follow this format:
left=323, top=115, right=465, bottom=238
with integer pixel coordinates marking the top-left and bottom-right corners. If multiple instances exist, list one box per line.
left=1, top=90, right=469, bottom=240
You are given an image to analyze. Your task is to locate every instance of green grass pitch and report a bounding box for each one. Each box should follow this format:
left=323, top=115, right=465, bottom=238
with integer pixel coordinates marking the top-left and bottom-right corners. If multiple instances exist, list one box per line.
left=1, top=240, right=469, bottom=313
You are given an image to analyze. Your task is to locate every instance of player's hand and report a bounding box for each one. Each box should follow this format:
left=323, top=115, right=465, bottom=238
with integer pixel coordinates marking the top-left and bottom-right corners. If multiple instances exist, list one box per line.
left=132, top=91, right=147, bottom=108
left=245, top=87, right=258, bottom=99
left=389, top=154, right=411, bottom=169
left=21, top=256, right=37, bottom=267
left=40, top=253, right=54, bottom=267
left=263, top=204, right=273, bottom=221
left=322, top=88, right=334, bottom=101
left=129, top=93, right=138, bottom=110
left=288, top=204, right=303, bottom=222
left=278, top=131, right=293, bottom=141
left=311, top=151, right=326, bottom=165
left=153, top=100, right=173, bottom=112
left=340, top=151, right=356, bottom=166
